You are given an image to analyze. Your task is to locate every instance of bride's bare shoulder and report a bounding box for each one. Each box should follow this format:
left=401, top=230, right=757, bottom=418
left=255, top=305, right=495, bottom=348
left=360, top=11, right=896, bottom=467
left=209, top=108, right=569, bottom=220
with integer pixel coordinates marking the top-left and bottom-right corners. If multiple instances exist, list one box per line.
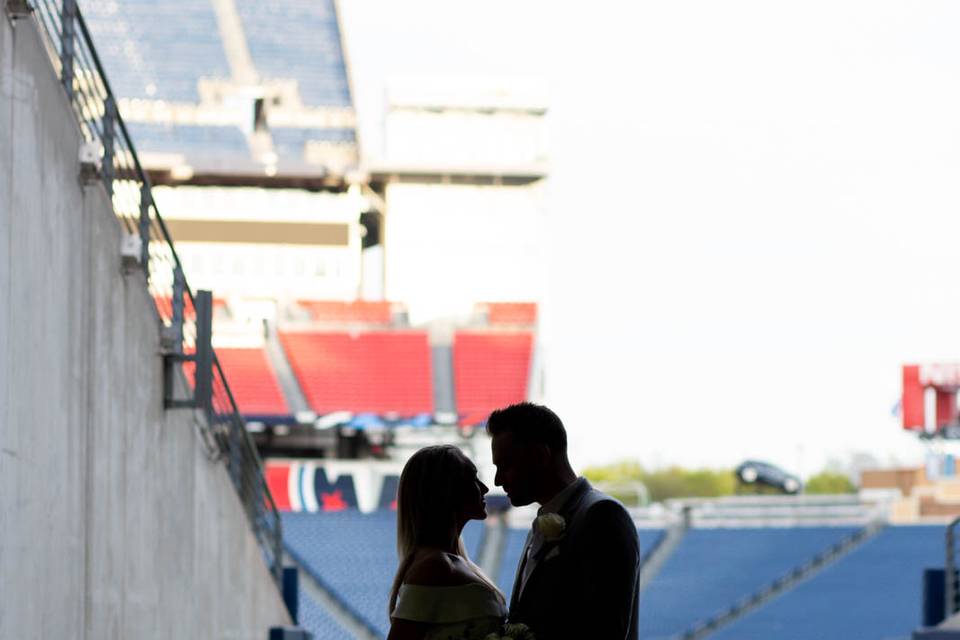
left=404, top=550, right=472, bottom=587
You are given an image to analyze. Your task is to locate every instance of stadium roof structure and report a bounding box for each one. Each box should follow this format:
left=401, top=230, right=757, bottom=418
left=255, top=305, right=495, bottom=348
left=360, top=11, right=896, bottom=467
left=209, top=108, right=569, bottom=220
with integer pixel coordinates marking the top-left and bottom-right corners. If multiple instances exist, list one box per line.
left=79, top=0, right=359, bottom=187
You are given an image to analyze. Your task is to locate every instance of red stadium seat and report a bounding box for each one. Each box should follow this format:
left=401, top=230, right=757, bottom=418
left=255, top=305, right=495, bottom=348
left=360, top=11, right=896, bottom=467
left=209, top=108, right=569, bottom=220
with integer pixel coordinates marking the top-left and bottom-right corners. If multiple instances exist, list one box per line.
left=453, top=331, right=533, bottom=418
left=213, top=347, right=289, bottom=416
left=279, top=331, right=432, bottom=415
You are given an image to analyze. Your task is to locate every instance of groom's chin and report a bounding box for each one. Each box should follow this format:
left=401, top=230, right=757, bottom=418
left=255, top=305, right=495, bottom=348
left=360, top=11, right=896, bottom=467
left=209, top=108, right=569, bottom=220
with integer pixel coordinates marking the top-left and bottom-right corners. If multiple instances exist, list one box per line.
left=507, top=495, right=533, bottom=507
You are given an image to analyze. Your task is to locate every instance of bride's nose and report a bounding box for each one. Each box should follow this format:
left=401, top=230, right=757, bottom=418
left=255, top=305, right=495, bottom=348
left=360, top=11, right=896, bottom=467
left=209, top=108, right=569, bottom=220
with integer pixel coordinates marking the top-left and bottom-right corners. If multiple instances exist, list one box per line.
left=479, top=481, right=489, bottom=495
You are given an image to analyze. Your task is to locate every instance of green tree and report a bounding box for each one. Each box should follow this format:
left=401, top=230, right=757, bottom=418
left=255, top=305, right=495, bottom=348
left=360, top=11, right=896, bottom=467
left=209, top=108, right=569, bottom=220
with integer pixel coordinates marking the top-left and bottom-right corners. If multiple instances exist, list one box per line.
left=583, top=461, right=737, bottom=503
left=805, top=471, right=856, bottom=494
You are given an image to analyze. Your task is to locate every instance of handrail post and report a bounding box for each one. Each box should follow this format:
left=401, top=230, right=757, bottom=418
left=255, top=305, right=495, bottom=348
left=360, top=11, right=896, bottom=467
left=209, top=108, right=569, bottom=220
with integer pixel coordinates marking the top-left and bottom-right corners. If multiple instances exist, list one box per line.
left=102, top=95, right=116, bottom=196
left=274, top=518, right=283, bottom=583
left=194, top=290, right=213, bottom=422
left=60, top=0, right=76, bottom=97
left=170, top=266, right=185, bottom=354
left=139, top=183, right=151, bottom=276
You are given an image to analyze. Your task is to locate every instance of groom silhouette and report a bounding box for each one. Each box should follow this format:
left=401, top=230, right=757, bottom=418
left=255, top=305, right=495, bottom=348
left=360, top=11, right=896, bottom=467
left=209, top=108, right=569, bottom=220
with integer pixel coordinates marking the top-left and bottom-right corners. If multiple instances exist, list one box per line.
left=488, top=402, right=640, bottom=639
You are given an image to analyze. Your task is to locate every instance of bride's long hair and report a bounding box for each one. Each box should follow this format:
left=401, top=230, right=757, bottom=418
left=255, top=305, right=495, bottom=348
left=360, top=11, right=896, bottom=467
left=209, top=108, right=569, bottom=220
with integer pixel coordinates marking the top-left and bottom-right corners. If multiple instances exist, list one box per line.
left=388, top=445, right=505, bottom=614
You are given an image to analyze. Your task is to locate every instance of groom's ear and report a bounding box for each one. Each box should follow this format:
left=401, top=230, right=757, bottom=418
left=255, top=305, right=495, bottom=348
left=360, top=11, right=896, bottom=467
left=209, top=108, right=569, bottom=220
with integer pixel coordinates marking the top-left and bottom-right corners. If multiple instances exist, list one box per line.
left=531, top=442, right=552, bottom=465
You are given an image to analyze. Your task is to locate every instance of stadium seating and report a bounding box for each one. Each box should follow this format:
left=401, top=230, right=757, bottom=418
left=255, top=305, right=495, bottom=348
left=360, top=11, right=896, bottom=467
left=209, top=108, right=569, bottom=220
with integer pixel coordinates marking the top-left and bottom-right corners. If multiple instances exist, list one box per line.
left=283, top=511, right=485, bottom=636
left=297, top=300, right=394, bottom=325
left=296, top=590, right=353, bottom=640
left=639, top=527, right=666, bottom=564
left=485, top=302, right=538, bottom=326
left=453, top=331, right=533, bottom=421
left=496, top=528, right=529, bottom=598
left=234, top=0, right=352, bottom=107
left=273, top=128, right=357, bottom=160
left=639, top=526, right=860, bottom=639
left=709, top=525, right=945, bottom=640
left=213, top=347, right=289, bottom=417
left=279, top=331, right=432, bottom=415
left=79, top=0, right=230, bottom=103
left=124, top=122, right=249, bottom=157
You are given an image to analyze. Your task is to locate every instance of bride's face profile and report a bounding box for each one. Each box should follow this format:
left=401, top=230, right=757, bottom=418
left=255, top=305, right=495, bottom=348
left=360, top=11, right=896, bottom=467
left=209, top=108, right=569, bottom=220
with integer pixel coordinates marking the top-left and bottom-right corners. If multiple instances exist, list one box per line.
left=457, top=462, right=489, bottom=523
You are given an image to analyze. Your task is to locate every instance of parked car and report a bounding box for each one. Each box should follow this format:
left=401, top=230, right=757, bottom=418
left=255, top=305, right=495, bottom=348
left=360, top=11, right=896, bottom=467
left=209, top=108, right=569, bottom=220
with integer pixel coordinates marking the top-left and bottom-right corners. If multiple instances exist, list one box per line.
left=735, top=460, right=802, bottom=494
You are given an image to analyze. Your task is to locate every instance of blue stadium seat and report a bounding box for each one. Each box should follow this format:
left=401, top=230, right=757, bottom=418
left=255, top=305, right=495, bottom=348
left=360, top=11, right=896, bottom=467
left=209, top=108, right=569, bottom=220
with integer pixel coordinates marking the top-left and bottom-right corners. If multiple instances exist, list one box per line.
left=79, top=0, right=230, bottom=103
left=272, top=127, right=357, bottom=160
left=639, top=527, right=665, bottom=564
left=124, top=122, right=249, bottom=156
left=234, top=0, right=352, bottom=107
left=497, top=528, right=529, bottom=598
left=283, top=511, right=486, bottom=637
left=709, top=525, right=946, bottom=640
left=639, top=526, right=860, bottom=639
left=296, top=589, right=353, bottom=640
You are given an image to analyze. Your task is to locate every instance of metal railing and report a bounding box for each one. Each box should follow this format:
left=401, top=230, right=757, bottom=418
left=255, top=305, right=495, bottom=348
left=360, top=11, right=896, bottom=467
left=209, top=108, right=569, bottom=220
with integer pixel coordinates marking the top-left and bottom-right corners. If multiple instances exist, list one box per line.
left=22, top=0, right=283, bottom=585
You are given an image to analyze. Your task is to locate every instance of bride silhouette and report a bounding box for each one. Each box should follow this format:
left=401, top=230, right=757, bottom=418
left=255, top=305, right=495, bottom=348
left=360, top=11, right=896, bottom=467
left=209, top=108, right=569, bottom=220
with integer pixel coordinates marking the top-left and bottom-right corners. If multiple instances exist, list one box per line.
left=387, top=445, right=507, bottom=640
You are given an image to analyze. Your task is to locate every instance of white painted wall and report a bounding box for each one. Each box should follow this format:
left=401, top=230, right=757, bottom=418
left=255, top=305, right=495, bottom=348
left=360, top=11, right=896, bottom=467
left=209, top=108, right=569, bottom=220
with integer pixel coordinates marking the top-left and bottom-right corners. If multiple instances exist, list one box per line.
left=151, top=185, right=366, bottom=302
left=0, top=12, right=290, bottom=639
left=384, top=181, right=547, bottom=324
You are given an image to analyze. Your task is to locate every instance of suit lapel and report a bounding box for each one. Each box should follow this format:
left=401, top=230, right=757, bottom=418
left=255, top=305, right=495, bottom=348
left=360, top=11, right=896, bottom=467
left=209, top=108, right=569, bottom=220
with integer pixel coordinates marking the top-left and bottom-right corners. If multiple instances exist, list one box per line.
left=514, top=479, right=593, bottom=608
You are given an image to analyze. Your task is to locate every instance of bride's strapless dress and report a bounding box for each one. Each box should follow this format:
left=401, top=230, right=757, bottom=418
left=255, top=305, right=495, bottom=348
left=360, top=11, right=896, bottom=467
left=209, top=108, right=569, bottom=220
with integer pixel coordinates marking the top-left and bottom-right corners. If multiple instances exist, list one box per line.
left=392, top=582, right=507, bottom=640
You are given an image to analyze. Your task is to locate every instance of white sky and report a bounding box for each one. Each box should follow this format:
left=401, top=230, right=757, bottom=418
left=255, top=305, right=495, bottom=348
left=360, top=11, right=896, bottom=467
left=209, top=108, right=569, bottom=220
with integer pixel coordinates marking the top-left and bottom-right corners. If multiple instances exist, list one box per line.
left=339, top=0, right=960, bottom=476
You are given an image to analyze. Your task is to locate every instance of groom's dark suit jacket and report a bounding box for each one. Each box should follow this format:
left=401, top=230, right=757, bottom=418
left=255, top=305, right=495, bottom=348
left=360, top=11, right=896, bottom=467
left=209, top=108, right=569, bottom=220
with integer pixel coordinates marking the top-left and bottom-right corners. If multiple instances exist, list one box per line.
left=508, top=478, right=640, bottom=639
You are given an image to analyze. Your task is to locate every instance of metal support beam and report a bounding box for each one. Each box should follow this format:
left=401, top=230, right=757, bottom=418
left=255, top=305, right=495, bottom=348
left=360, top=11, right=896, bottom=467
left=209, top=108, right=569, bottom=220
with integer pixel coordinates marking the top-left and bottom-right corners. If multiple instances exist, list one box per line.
left=102, top=95, right=116, bottom=196
left=194, top=290, right=213, bottom=418
left=60, top=0, right=76, bottom=97
left=163, top=289, right=214, bottom=412
left=139, top=183, right=151, bottom=275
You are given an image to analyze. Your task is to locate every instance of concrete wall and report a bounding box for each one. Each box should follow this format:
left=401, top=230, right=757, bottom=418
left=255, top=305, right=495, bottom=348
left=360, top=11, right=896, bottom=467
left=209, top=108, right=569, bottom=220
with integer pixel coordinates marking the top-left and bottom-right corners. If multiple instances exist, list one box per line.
left=0, top=10, right=291, bottom=639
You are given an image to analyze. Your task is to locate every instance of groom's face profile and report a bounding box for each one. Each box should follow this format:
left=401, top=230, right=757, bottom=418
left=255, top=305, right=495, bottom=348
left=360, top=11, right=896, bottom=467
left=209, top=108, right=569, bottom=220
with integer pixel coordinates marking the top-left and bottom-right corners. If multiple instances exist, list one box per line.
left=491, top=431, right=544, bottom=507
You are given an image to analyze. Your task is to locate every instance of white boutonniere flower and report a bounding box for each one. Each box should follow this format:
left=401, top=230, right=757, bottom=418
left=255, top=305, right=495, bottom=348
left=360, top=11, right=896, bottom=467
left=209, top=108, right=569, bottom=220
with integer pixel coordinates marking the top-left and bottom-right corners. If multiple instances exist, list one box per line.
left=534, top=513, right=566, bottom=541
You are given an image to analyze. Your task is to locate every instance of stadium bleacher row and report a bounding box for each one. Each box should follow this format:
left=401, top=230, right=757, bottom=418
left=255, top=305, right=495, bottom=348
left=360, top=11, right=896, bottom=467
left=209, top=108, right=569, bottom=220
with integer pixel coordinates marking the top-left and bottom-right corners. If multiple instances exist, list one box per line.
left=284, top=511, right=486, bottom=637
left=80, top=0, right=351, bottom=107
left=234, top=0, right=352, bottom=108
left=285, top=516, right=943, bottom=640
left=279, top=331, right=434, bottom=416
left=80, top=0, right=231, bottom=103
left=206, top=301, right=536, bottom=424
left=79, top=0, right=358, bottom=165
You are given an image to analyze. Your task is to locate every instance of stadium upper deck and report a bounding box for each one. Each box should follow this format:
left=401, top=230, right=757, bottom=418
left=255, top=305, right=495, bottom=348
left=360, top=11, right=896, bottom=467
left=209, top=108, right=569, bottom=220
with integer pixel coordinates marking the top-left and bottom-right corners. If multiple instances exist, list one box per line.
left=79, top=0, right=358, bottom=182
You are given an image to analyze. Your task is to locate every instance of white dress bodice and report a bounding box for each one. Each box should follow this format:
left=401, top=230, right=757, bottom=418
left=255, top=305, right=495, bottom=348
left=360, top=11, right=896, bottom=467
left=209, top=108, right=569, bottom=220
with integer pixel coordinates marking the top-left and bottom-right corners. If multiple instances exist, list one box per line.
left=392, top=583, right=507, bottom=640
